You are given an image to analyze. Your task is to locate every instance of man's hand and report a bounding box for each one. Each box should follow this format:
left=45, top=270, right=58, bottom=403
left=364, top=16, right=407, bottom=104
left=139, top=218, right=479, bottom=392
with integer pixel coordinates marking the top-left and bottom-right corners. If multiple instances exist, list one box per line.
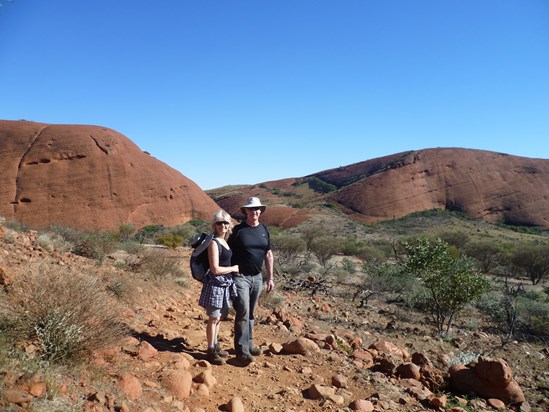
left=266, top=278, right=274, bottom=292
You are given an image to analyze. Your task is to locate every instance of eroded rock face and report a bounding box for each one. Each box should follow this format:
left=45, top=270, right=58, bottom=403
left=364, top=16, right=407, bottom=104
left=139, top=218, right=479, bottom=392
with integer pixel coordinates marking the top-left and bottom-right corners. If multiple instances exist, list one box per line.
left=326, top=148, right=549, bottom=227
left=0, top=120, right=218, bottom=231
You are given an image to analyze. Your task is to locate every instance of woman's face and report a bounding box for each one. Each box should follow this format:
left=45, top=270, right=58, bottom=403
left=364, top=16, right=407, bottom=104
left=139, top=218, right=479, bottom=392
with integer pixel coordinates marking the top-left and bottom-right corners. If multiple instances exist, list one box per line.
left=215, top=221, right=230, bottom=235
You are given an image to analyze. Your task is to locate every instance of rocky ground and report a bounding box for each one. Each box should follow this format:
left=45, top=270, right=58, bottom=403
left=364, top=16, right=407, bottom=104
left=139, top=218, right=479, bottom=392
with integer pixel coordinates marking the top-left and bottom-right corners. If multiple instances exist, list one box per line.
left=0, top=226, right=548, bottom=412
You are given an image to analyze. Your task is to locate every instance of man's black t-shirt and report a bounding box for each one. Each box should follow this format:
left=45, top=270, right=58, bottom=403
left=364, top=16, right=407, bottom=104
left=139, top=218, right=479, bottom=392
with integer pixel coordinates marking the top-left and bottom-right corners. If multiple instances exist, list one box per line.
left=228, top=222, right=271, bottom=276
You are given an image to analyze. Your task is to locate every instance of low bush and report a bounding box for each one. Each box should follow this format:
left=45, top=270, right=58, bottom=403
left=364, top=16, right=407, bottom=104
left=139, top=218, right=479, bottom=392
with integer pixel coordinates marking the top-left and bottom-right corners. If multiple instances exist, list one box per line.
left=135, top=249, right=185, bottom=279
left=272, top=233, right=306, bottom=268
left=156, top=232, right=184, bottom=248
left=260, top=290, right=285, bottom=310
left=0, top=264, right=128, bottom=364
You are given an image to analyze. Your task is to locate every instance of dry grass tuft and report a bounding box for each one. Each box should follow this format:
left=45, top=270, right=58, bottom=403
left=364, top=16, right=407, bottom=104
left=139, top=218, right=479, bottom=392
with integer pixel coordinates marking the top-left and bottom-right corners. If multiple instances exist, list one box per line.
left=0, top=263, right=128, bottom=364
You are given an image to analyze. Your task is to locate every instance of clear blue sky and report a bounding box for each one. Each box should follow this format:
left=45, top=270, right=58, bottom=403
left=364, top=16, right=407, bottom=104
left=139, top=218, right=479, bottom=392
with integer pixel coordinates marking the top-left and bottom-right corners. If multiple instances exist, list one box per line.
left=1, top=1, right=548, bottom=190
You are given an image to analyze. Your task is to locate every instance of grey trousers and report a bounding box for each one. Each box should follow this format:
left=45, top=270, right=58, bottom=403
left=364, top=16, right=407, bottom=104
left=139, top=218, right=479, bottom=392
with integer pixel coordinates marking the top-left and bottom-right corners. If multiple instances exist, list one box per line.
left=233, top=273, right=263, bottom=355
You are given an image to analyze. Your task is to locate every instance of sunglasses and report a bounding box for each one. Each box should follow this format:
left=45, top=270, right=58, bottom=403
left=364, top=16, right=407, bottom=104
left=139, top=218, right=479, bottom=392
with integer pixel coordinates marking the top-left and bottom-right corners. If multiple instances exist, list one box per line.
left=246, top=207, right=262, bottom=211
left=215, top=221, right=230, bottom=226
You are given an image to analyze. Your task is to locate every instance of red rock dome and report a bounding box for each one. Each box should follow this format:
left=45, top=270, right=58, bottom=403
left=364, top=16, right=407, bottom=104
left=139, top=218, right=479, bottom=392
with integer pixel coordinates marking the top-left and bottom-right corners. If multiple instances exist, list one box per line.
left=0, top=120, right=218, bottom=231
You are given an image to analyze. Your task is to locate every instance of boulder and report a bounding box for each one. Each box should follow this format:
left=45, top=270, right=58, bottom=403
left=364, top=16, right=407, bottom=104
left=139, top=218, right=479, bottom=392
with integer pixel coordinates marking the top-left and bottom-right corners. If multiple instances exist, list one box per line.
left=449, top=357, right=525, bottom=405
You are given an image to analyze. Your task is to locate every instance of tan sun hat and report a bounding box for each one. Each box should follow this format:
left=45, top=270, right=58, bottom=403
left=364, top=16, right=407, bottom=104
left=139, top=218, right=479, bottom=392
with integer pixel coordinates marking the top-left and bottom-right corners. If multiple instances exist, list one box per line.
left=240, top=197, right=267, bottom=214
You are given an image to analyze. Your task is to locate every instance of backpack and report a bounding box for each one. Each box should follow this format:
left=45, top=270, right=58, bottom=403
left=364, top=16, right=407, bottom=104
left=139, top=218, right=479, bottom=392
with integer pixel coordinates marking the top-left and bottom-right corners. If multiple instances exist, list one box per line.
left=189, top=233, right=220, bottom=282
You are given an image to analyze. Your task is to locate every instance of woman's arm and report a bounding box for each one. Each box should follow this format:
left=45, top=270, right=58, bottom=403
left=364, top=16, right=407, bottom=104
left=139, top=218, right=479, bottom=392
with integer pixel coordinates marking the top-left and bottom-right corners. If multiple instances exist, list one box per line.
left=208, top=241, right=239, bottom=275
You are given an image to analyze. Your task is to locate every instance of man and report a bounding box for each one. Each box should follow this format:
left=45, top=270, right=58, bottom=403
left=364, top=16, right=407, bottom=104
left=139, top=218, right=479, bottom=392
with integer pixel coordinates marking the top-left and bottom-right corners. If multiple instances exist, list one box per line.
left=228, top=197, right=274, bottom=365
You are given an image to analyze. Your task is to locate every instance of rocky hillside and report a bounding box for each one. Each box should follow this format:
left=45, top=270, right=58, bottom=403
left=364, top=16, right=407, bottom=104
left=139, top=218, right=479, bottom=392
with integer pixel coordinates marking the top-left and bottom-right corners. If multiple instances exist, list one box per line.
left=0, top=120, right=218, bottom=231
left=210, top=149, right=549, bottom=229
left=0, top=224, right=547, bottom=411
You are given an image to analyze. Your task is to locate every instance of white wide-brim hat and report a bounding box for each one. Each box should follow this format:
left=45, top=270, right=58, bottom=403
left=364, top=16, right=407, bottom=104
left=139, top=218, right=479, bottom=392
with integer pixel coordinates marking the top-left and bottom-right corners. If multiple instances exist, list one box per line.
left=240, top=196, right=267, bottom=214
left=191, top=232, right=214, bottom=256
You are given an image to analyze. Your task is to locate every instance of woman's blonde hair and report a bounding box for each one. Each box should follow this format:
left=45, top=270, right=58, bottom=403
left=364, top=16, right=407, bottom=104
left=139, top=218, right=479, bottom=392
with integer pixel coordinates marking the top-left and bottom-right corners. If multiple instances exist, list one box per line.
left=211, top=209, right=233, bottom=239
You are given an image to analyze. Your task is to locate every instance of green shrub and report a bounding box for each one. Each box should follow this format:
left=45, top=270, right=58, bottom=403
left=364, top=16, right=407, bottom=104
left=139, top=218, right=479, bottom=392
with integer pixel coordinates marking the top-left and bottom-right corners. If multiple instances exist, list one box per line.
left=403, top=237, right=491, bottom=334
left=306, top=177, right=337, bottom=193
left=134, top=224, right=165, bottom=244
left=3, top=219, right=28, bottom=232
left=355, top=245, right=385, bottom=262
left=156, top=232, right=184, bottom=248
left=299, top=226, right=323, bottom=250
left=118, top=223, right=136, bottom=242
left=340, top=257, right=356, bottom=274
left=72, top=232, right=117, bottom=262
left=510, top=243, right=549, bottom=285
left=361, top=261, right=415, bottom=297
left=117, top=240, right=145, bottom=255
left=341, top=238, right=361, bottom=256
left=272, top=232, right=306, bottom=268
left=310, top=236, right=342, bottom=268
left=47, top=226, right=116, bottom=262
left=516, top=296, right=549, bottom=338
left=437, top=231, right=470, bottom=250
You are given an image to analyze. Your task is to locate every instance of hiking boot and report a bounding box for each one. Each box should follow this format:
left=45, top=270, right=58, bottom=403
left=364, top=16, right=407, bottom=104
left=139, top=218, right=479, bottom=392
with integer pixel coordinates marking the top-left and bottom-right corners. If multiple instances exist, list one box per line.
left=215, top=343, right=229, bottom=358
left=235, top=353, right=254, bottom=365
left=250, top=346, right=263, bottom=356
left=207, top=347, right=225, bottom=365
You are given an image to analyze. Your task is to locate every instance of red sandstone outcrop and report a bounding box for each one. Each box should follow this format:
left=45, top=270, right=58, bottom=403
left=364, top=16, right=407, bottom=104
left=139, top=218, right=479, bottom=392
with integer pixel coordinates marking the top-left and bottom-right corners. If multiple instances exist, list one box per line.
left=212, top=148, right=549, bottom=228
left=326, top=148, right=549, bottom=227
left=0, top=120, right=218, bottom=231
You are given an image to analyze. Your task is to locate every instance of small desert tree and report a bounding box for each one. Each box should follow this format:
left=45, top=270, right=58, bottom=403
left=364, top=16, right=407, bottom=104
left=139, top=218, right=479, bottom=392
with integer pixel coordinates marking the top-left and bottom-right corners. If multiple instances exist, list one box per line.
left=271, top=232, right=306, bottom=269
left=510, top=243, right=549, bottom=285
left=463, top=240, right=505, bottom=274
left=299, top=226, right=323, bottom=251
left=309, top=235, right=342, bottom=274
left=403, top=237, right=490, bottom=334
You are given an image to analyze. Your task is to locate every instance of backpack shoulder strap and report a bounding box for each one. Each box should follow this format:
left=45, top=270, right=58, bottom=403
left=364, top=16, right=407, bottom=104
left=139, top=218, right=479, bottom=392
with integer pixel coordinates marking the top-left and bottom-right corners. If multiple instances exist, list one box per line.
left=212, top=238, right=223, bottom=256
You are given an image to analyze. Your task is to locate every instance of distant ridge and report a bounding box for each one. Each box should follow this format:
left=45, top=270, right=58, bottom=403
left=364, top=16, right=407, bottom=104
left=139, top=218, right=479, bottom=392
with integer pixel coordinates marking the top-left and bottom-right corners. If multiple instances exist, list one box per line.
left=211, top=148, right=549, bottom=228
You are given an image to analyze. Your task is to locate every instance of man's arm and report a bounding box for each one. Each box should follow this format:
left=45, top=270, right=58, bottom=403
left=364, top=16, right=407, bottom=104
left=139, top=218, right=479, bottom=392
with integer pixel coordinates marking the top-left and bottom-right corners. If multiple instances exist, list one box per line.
left=264, top=249, right=274, bottom=292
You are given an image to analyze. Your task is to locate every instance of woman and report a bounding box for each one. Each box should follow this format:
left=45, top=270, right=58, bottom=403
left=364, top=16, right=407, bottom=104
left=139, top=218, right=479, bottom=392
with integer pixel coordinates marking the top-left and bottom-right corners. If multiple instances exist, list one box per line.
left=198, top=210, right=239, bottom=365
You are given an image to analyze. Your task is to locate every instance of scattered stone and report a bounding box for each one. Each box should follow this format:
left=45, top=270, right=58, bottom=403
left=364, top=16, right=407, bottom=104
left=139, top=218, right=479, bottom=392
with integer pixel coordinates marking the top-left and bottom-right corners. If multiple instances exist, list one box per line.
left=117, top=373, right=142, bottom=400
left=269, top=342, right=283, bottom=354
left=487, top=397, right=507, bottom=410
left=411, top=352, right=432, bottom=368
left=282, top=337, right=320, bottom=356
left=349, top=399, right=375, bottom=411
left=193, top=369, right=217, bottom=388
left=396, top=362, right=421, bottom=380
left=161, top=369, right=192, bottom=400
left=307, top=383, right=335, bottom=400
left=3, top=388, right=32, bottom=407
left=331, top=374, right=347, bottom=388
left=369, top=340, right=410, bottom=361
left=224, top=396, right=245, bottom=412
left=427, top=393, right=447, bottom=408
left=138, top=340, right=158, bottom=361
